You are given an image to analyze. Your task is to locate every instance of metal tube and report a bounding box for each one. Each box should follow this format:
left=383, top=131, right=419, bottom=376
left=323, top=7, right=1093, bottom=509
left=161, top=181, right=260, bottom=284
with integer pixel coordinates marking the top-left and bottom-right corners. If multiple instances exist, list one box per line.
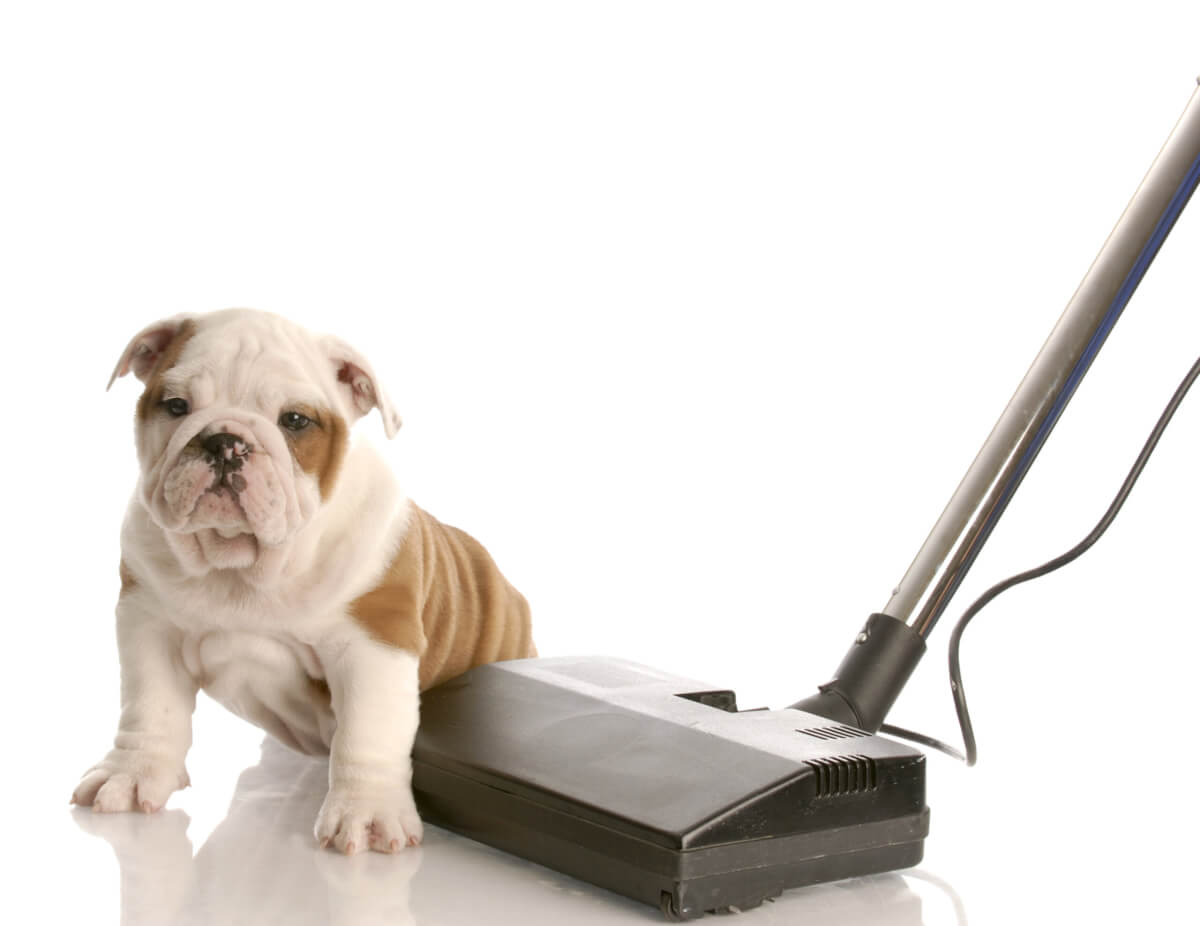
left=885, top=80, right=1200, bottom=638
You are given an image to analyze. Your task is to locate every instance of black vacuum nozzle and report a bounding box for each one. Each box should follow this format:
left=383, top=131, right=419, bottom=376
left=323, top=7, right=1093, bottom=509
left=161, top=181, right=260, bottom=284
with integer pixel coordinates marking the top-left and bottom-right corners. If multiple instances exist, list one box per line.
left=414, top=656, right=928, bottom=921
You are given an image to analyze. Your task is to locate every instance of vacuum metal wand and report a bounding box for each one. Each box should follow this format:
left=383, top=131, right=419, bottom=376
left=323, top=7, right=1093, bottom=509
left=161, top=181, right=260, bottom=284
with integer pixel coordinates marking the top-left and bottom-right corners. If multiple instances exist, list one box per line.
left=793, top=79, right=1200, bottom=730
left=887, top=79, right=1200, bottom=639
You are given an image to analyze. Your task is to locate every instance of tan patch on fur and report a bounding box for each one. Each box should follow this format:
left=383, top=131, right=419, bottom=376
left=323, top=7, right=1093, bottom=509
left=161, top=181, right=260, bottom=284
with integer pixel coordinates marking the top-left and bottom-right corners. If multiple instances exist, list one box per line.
left=136, top=319, right=199, bottom=421
left=349, top=505, right=536, bottom=691
left=284, top=406, right=348, bottom=501
left=118, top=560, right=137, bottom=596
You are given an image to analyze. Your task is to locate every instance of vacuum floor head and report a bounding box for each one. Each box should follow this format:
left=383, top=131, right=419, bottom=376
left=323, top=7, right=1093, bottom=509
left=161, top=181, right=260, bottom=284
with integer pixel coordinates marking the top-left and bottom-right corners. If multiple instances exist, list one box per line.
left=414, top=657, right=928, bottom=920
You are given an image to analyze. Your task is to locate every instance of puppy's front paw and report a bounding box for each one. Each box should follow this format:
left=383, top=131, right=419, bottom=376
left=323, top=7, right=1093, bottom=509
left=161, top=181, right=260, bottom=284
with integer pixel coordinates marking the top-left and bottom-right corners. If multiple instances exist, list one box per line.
left=315, top=786, right=424, bottom=855
left=71, top=750, right=190, bottom=814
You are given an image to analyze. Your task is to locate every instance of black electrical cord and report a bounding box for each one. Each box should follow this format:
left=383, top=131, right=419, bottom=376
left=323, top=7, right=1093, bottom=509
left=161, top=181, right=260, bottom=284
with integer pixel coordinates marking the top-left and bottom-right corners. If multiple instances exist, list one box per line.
left=881, top=353, right=1200, bottom=766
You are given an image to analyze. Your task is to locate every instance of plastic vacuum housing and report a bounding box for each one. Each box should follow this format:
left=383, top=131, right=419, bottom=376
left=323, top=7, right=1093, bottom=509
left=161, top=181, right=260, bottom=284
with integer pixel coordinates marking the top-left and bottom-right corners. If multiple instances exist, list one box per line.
left=414, top=657, right=927, bottom=920
left=414, top=78, right=1200, bottom=921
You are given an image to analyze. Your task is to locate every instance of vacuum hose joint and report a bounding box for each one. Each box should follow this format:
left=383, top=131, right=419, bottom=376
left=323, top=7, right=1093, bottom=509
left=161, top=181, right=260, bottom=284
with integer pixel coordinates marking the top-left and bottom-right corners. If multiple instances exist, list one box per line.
left=789, top=613, right=926, bottom=732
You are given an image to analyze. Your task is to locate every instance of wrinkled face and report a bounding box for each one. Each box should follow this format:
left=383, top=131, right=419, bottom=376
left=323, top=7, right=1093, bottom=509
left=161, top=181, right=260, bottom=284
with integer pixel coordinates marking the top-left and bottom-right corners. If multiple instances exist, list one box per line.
left=113, top=310, right=399, bottom=580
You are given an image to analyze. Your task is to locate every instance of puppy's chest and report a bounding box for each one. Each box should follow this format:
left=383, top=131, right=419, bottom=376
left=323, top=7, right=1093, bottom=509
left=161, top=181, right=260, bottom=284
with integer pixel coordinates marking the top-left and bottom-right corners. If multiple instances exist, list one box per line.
left=180, top=628, right=336, bottom=756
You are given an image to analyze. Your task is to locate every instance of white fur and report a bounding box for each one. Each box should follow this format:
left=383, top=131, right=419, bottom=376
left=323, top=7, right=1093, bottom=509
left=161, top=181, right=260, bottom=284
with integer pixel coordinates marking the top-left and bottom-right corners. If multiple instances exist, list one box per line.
left=74, top=310, right=426, bottom=854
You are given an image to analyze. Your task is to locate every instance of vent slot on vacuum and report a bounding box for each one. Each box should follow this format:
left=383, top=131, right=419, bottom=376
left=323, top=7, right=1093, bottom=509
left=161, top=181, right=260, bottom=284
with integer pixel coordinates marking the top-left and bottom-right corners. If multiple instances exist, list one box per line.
left=807, top=755, right=878, bottom=797
left=797, top=724, right=868, bottom=741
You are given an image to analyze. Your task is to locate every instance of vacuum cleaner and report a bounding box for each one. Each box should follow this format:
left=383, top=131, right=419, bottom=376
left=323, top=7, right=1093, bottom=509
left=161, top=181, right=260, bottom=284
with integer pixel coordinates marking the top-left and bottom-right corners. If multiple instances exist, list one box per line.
left=411, top=77, right=1200, bottom=920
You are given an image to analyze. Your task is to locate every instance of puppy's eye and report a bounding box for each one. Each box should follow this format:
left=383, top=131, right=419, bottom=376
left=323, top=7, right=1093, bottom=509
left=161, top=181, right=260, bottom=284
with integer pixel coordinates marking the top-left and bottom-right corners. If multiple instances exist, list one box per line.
left=279, top=411, right=312, bottom=432
left=163, top=398, right=190, bottom=417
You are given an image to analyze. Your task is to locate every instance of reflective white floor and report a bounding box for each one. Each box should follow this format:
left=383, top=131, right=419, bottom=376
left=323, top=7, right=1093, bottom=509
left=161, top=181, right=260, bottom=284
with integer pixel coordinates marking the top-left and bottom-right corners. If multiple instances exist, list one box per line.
left=59, top=733, right=955, bottom=926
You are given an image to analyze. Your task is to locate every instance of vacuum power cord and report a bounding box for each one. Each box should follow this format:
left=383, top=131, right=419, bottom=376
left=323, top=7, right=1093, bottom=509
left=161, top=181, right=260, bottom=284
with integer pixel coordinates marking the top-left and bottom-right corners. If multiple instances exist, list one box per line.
left=881, top=352, right=1200, bottom=765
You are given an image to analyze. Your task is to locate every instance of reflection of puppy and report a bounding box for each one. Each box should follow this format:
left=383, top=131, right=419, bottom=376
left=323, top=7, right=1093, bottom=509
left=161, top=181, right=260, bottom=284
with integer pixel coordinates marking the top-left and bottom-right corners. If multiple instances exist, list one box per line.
left=72, top=309, right=535, bottom=854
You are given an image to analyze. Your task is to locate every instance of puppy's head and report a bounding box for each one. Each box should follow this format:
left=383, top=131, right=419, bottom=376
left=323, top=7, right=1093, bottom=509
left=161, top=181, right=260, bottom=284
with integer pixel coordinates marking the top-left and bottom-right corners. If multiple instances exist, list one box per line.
left=109, top=309, right=400, bottom=578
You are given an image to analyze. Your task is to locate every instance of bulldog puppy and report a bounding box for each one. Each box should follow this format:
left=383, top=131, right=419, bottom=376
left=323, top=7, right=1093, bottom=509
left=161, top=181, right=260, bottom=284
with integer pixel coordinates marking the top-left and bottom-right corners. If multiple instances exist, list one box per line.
left=72, top=309, right=535, bottom=854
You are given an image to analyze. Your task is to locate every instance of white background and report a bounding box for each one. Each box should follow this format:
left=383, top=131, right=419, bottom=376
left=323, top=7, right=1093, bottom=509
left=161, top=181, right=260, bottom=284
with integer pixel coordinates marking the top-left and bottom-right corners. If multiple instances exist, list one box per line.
left=5, top=2, right=1200, bottom=924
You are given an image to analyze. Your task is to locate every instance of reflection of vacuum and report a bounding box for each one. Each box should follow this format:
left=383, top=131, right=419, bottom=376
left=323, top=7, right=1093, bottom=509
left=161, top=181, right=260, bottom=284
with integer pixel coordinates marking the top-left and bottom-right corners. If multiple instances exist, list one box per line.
left=413, top=78, right=1200, bottom=920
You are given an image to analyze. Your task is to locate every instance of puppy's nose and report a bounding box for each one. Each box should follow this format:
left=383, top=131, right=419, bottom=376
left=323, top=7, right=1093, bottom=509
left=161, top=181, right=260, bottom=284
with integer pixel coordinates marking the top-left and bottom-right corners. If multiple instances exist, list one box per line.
left=202, top=432, right=250, bottom=461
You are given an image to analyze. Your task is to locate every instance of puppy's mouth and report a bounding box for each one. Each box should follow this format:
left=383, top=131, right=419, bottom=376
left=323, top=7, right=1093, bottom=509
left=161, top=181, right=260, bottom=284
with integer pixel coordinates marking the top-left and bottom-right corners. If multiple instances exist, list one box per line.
left=190, top=472, right=251, bottom=531
left=169, top=466, right=259, bottom=567
left=191, top=487, right=253, bottom=537
left=167, top=456, right=251, bottom=530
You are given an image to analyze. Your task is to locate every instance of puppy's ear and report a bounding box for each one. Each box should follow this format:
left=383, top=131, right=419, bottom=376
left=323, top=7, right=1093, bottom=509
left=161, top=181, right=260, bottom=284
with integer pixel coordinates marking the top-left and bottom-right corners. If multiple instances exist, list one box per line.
left=321, top=335, right=402, bottom=438
left=107, top=315, right=195, bottom=390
